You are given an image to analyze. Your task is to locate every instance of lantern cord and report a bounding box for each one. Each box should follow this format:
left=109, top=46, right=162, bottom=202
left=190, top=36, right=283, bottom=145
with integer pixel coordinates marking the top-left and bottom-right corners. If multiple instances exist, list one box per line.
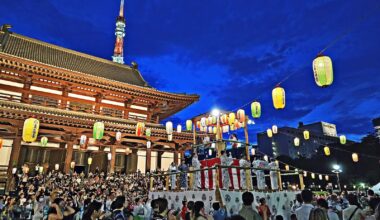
left=318, top=2, right=380, bottom=55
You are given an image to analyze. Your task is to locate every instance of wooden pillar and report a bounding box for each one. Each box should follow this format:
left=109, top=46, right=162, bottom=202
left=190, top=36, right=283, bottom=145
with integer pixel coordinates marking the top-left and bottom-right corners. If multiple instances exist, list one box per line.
left=299, top=173, right=305, bottom=190
left=244, top=116, right=250, bottom=161
left=124, top=100, right=131, bottom=119
left=110, top=146, right=116, bottom=173
left=7, top=135, right=22, bottom=192
left=157, top=151, right=163, bottom=169
left=61, top=85, right=69, bottom=109
left=146, top=148, right=152, bottom=173
left=193, top=124, right=196, bottom=145
left=173, top=149, right=179, bottom=165
left=64, top=141, right=74, bottom=174
left=21, top=77, right=32, bottom=103
left=94, top=93, right=103, bottom=114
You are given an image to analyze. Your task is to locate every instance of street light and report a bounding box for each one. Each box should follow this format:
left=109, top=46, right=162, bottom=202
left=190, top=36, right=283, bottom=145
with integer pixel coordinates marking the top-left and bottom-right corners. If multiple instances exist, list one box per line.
left=332, top=164, right=342, bottom=192
left=211, top=109, right=220, bottom=117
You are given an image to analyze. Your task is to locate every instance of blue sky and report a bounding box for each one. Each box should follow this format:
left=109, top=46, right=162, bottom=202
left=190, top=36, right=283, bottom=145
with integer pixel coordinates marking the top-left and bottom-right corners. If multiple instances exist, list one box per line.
left=1, top=0, right=380, bottom=142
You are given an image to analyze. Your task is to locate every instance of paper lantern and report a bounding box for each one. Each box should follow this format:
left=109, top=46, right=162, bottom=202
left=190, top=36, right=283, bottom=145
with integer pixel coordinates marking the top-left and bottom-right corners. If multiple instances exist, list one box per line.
left=313, top=55, right=333, bottom=87
left=186, top=120, right=192, bottom=131
left=213, top=127, right=217, bottom=134
left=87, top=157, right=93, bottom=165
left=107, top=153, right=112, bottom=161
left=220, top=114, right=228, bottom=124
left=263, top=155, right=269, bottom=162
left=319, top=174, right=323, bottom=180
left=303, top=130, right=310, bottom=140
left=70, top=161, right=76, bottom=169
left=196, top=121, right=201, bottom=129
left=136, top=122, right=145, bottom=137
left=230, top=124, right=236, bottom=131
left=272, top=125, right=278, bottom=134
left=40, top=136, right=48, bottom=147
left=22, top=118, right=40, bottom=142
left=228, top=113, right=236, bottom=126
left=352, top=153, right=359, bottom=162
left=211, top=116, right=217, bottom=124
left=165, top=121, right=173, bottom=135
left=168, top=134, right=173, bottom=141
left=234, top=119, right=240, bottom=129
left=80, top=135, right=87, bottom=146
left=116, top=132, right=122, bottom=142
left=237, top=109, right=245, bottom=123
left=272, top=86, right=286, bottom=109
left=311, top=173, right=315, bottom=179
left=177, top=124, right=182, bottom=133
left=340, top=135, right=346, bottom=145
left=208, top=149, right=212, bottom=156
left=54, top=164, right=59, bottom=171
left=294, top=137, right=300, bottom=147
left=200, top=118, right=207, bottom=127
left=93, top=122, right=104, bottom=140
left=0, top=138, right=3, bottom=149
left=38, top=166, right=43, bottom=173
left=145, top=128, right=151, bottom=137
left=324, top=146, right=330, bottom=156
left=147, top=141, right=151, bottom=149
left=222, top=125, right=229, bottom=133
left=325, top=175, right=329, bottom=181
left=208, top=127, right=213, bottom=134
left=303, top=171, right=307, bottom=177
left=285, top=165, right=290, bottom=171
left=251, top=101, right=261, bottom=118
left=251, top=148, right=256, bottom=155
left=267, top=129, right=273, bottom=138
left=88, top=138, right=96, bottom=145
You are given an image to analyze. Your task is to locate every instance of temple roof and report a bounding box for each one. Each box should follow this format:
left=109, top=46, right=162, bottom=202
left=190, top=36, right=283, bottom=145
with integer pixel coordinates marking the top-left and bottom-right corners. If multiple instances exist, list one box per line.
left=0, top=30, right=148, bottom=87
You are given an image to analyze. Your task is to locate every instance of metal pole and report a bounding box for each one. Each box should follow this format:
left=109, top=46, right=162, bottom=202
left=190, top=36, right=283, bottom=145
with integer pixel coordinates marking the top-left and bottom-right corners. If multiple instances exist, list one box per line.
left=336, top=173, right=341, bottom=192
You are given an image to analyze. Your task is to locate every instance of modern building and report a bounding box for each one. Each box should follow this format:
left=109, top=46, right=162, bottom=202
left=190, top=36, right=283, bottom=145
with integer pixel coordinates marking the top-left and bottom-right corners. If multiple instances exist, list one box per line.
left=372, top=117, right=380, bottom=139
left=258, top=122, right=343, bottom=159
left=0, top=0, right=206, bottom=190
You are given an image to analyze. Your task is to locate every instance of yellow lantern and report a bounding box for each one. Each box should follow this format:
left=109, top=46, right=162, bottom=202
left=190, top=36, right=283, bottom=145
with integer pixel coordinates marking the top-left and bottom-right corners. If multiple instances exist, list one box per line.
left=272, top=125, right=278, bottom=134
left=177, top=124, right=182, bottom=133
left=196, top=121, right=201, bottom=129
left=230, top=124, right=236, bottom=131
left=165, top=121, right=173, bottom=135
left=324, top=146, right=330, bottom=156
left=87, top=157, right=93, bottom=165
left=220, top=114, right=228, bottom=124
left=237, top=109, right=245, bottom=123
left=311, top=173, right=315, bottom=179
left=267, top=129, right=273, bottom=138
left=251, top=101, right=261, bottom=118
left=211, top=116, right=217, bottom=124
left=340, top=135, right=346, bottom=145
left=285, top=165, right=290, bottom=171
left=93, top=122, right=104, bottom=140
left=136, top=122, right=145, bottom=137
left=22, top=118, right=40, bottom=142
left=303, top=130, right=310, bottom=140
left=213, top=127, right=217, bottom=134
left=272, top=86, right=286, bottom=110
left=228, top=113, right=236, bottom=126
left=352, top=153, right=359, bottom=162
left=294, top=137, right=300, bottom=147
left=325, top=175, right=329, bottom=181
left=207, top=116, right=213, bottom=125
left=186, top=120, right=192, bottom=131
left=312, top=55, right=333, bottom=87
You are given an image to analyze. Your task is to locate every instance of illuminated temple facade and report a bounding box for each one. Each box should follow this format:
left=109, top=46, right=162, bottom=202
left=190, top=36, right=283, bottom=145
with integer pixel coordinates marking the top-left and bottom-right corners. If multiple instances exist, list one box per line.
left=0, top=1, right=201, bottom=190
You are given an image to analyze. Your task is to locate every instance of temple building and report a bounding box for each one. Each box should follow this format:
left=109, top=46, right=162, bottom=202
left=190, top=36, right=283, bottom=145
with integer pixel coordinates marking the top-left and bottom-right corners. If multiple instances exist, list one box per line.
left=0, top=1, right=202, bottom=191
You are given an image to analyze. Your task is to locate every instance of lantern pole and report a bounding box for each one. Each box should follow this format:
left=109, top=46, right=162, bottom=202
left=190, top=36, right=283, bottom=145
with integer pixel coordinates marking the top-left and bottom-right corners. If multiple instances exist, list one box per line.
left=244, top=116, right=250, bottom=161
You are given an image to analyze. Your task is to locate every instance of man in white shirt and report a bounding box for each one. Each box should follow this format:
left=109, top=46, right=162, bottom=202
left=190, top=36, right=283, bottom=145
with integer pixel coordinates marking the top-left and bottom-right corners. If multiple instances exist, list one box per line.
left=295, top=189, right=314, bottom=220
left=343, top=194, right=365, bottom=220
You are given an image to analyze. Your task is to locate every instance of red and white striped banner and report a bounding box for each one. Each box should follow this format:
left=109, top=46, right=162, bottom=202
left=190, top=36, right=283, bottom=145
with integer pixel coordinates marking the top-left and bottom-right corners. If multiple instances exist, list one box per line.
left=200, top=158, right=241, bottom=190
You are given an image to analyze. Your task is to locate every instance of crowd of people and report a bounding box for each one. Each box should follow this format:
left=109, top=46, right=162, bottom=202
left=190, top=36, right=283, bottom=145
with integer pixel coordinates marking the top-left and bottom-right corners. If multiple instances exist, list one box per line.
left=0, top=168, right=379, bottom=220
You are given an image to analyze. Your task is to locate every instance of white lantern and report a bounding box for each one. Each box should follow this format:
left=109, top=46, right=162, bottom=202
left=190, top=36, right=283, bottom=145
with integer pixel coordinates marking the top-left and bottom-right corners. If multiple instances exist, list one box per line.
left=200, top=117, right=207, bottom=127
left=251, top=148, right=256, bottom=156
left=39, top=166, right=43, bottom=173
left=303, top=171, right=307, bottom=177
left=70, top=161, right=76, bottom=169
left=319, top=174, right=323, bottom=180
left=208, top=149, right=212, bottom=156
left=177, top=124, right=182, bottom=133
left=325, top=175, right=329, bottom=181
left=107, top=153, right=112, bottom=161
left=272, top=125, right=278, bottom=134
left=147, top=141, right=151, bottom=149
left=211, top=143, right=216, bottom=148
left=166, top=121, right=173, bottom=135
left=12, top=167, right=17, bottom=174
left=168, top=134, right=173, bottom=141
left=116, top=132, right=122, bottom=142
left=80, top=135, right=87, bottom=146
left=294, top=137, right=300, bottom=147
left=54, top=164, right=59, bottom=171
left=311, top=173, right=315, bottom=179
left=285, top=165, right=290, bottom=171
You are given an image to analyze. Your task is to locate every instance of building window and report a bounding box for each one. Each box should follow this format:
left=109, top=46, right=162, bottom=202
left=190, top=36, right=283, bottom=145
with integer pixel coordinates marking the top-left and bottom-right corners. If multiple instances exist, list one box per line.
left=69, top=102, right=93, bottom=113
left=31, top=95, right=59, bottom=107
left=102, top=107, right=123, bottom=118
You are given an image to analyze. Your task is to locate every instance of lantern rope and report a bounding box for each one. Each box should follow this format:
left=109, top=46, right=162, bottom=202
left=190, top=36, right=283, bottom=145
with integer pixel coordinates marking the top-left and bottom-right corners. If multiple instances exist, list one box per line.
left=318, top=2, right=380, bottom=55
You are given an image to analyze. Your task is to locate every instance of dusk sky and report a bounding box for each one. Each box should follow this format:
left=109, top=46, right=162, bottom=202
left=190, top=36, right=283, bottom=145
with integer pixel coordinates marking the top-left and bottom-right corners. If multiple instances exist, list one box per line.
left=1, top=0, right=380, bottom=142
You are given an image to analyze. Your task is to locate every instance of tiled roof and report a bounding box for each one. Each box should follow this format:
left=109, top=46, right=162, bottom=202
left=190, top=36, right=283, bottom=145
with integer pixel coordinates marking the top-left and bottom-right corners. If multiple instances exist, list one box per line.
left=0, top=30, right=149, bottom=87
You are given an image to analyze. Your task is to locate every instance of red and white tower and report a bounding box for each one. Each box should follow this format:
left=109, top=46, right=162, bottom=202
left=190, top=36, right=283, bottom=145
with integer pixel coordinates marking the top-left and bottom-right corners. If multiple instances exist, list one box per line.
left=112, top=0, right=126, bottom=64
